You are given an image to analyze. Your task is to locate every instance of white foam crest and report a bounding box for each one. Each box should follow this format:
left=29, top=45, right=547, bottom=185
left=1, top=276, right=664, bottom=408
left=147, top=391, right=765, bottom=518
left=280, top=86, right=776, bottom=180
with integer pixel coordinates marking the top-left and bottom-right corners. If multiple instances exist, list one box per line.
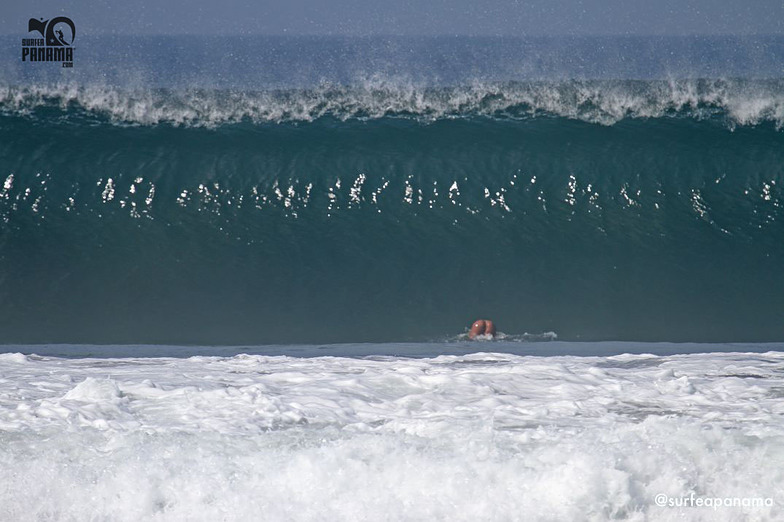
left=1, top=351, right=783, bottom=520
left=2, top=79, right=784, bottom=127
left=0, top=352, right=29, bottom=363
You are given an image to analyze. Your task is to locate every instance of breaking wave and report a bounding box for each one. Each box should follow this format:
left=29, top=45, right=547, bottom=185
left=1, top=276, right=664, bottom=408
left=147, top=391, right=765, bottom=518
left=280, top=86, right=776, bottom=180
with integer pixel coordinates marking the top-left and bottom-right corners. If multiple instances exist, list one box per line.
left=2, top=78, right=784, bottom=127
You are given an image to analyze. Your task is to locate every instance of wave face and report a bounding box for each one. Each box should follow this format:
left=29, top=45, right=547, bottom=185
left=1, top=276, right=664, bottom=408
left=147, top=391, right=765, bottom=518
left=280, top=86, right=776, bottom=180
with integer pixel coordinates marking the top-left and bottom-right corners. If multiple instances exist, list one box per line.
left=2, top=35, right=784, bottom=344
left=2, top=82, right=783, bottom=344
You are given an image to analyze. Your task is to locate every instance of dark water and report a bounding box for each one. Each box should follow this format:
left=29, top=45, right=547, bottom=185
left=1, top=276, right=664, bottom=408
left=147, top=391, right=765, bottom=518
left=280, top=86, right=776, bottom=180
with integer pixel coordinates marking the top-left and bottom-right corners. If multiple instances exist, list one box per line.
left=1, top=37, right=783, bottom=344
left=5, top=342, right=784, bottom=360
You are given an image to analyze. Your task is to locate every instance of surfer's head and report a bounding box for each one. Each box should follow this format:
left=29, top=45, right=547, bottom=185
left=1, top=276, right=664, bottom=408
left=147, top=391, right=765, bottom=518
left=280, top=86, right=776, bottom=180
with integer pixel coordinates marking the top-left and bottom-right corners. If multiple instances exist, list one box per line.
left=468, top=319, right=496, bottom=339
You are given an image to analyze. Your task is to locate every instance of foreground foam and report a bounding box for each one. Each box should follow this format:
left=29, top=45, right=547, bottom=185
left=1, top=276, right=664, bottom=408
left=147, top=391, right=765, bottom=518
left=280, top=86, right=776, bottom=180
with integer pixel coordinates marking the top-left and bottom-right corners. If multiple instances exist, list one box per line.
left=1, top=351, right=783, bottom=521
left=2, top=79, right=784, bottom=127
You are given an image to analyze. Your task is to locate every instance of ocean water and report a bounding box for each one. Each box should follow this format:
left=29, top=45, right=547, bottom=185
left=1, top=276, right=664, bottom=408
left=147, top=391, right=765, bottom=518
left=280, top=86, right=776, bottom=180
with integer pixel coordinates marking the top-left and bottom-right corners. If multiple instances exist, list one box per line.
left=2, top=36, right=784, bottom=344
left=2, top=344, right=784, bottom=521
left=1, top=35, right=784, bottom=520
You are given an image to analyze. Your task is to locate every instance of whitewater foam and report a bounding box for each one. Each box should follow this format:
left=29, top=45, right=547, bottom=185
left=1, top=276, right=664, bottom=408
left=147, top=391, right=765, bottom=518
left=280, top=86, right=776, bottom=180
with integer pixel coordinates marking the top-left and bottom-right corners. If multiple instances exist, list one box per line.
left=2, top=78, right=784, bottom=127
left=1, top=350, right=783, bottom=521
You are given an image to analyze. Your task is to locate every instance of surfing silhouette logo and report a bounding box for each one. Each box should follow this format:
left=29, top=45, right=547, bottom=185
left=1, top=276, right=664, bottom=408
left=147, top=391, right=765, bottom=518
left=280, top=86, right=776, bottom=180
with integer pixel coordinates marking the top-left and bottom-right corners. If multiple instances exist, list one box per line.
left=22, top=17, right=76, bottom=66
left=28, top=17, right=76, bottom=46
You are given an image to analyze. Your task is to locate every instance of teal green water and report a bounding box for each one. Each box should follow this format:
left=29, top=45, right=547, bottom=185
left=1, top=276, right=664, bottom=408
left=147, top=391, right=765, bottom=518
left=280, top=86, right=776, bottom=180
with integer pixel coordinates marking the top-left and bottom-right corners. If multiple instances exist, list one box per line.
left=1, top=85, right=783, bottom=344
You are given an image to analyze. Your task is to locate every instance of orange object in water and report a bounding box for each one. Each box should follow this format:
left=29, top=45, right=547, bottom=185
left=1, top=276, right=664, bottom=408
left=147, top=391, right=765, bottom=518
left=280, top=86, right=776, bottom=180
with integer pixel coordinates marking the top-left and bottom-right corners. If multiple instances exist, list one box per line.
left=484, top=320, right=496, bottom=337
left=468, top=319, right=496, bottom=339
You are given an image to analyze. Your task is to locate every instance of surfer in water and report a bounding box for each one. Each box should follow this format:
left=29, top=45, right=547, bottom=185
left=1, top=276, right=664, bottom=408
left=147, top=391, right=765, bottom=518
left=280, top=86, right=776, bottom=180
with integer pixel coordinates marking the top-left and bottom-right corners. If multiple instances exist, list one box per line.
left=468, top=319, right=496, bottom=339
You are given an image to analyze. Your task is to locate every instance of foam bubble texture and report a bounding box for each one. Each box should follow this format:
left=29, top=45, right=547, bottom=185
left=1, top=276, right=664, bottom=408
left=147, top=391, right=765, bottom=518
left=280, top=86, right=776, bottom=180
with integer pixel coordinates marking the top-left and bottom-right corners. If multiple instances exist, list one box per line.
left=2, top=79, right=783, bottom=127
left=1, top=351, right=783, bottom=520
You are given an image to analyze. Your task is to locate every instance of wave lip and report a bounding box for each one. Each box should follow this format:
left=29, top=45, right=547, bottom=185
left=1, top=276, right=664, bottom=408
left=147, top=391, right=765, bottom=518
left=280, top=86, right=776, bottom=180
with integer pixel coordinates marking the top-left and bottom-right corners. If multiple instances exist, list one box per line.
left=2, top=78, right=784, bottom=127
